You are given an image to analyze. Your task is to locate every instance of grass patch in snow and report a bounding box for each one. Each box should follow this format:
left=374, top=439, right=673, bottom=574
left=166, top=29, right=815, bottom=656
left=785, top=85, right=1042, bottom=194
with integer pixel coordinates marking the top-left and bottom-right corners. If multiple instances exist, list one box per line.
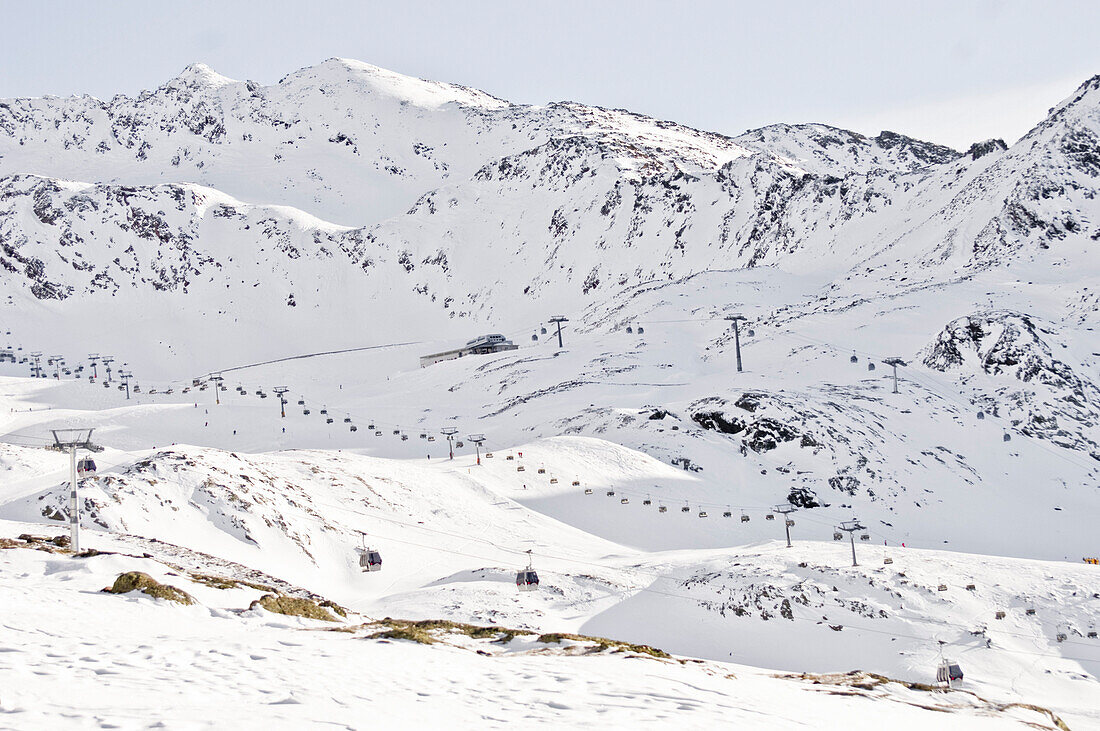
left=536, top=632, right=670, bottom=658
left=250, top=593, right=338, bottom=622
left=364, top=618, right=535, bottom=645
left=188, top=572, right=276, bottom=593
left=104, top=571, right=194, bottom=605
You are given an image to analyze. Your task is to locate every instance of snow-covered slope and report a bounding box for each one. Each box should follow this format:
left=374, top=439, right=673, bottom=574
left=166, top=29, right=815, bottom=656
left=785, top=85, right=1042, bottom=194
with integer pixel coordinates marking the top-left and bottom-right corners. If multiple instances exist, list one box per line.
left=1, top=58, right=1098, bottom=727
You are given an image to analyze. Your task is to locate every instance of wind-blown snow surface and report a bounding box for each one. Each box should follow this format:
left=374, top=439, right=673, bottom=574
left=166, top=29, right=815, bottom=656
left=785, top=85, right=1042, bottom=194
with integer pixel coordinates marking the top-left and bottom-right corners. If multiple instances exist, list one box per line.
left=4, top=544, right=1075, bottom=730
left=1, top=59, right=1099, bottom=726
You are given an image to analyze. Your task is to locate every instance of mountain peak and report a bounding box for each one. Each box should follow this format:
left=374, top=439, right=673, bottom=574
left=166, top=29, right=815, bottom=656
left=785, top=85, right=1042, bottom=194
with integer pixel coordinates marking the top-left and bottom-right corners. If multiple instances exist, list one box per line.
left=276, top=57, right=512, bottom=110
left=165, top=62, right=237, bottom=90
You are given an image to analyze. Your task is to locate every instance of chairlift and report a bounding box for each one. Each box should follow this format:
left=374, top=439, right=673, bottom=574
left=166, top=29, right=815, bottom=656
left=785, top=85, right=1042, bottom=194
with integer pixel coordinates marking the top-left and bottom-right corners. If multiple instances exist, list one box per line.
left=1057, top=633, right=1068, bottom=643
left=644, top=497, right=652, bottom=506
left=936, top=659, right=963, bottom=685
left=549, top=477, right=558, bottom=484
left=658, top=504, right=668, bottom=513
left=344, top=417, right=351, bottom=423
left=884, top=557, right=894, bottom=565
left=765, top=513, right=775, bottom=521
left=860, top=533, right=870, bottom=541
left=1088, top=631, right=1097, bottom=639
left=374, top=430, right=383, bottom=436
left=507, top=455, right=515, bottom=461
left=255, top=390, right=263, bottom=396
left=456, top=441, right=464, bottom=448
left=937, top=584, right=948, bottom=592
left=741, top=512, right=750, bottom=523
left=319, top=407, right=328, bottom=415
left=584, top=488, right=593, bottom=495
left=699, top=510, right=708, bottom=518
left=681, top=503, right=690, bottom=513
left=350, top=425, right=358, bottom=432
left=298, top=400, right=305, bottom=405
left=833, top=531, right=844, bottom=541
left=368, top=424, right=375, bottom=430
left=401, top=434, right=408, bottom=441
left=420, top=433, right=427, bottom=439
left=621, top=497, right=629, bottom=505
left=785, top=518, right=795, bottom=527
left=76, top=458, right=97, bottom=478
left=326, top=417, right=334, bottom=424
left=537, top=467, right=546, bottom=474
left=393, top=429, right=400, bottom=435
left=427, top=436, right=436, bottom=442
left=995, top=611, right=1006, bottom=620
left=517, top=465, right=525, bottom=472
left=965, top=584, right=976, bottom=591
left=1026, top=608, right=1036, bottom=616
left=304, top=409, right=311, bottom=415
left=516, top=550, right=539, bottom=592
left=485, top=453, right=494, bottom=458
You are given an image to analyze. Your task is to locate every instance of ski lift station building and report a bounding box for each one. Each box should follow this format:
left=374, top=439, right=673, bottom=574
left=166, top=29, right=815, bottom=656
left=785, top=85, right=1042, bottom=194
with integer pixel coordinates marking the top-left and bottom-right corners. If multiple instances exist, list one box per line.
left=419, top=334, right=518, bottom=368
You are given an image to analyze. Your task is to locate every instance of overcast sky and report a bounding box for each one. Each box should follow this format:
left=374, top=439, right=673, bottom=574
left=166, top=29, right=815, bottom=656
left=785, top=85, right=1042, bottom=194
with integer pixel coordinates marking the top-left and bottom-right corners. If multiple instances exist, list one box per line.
left=2, top=1, right=1097, bottom=149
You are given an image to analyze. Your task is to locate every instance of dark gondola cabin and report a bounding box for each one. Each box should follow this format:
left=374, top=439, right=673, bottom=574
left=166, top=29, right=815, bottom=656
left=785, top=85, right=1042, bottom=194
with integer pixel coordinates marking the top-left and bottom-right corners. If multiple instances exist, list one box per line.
left=936, top=660, right=963, bottom=685
left=76, top=458, right=97, bottom=478
left=359, top=549, right=382, bottom=572
left=516, top=569, right=539, bottom=592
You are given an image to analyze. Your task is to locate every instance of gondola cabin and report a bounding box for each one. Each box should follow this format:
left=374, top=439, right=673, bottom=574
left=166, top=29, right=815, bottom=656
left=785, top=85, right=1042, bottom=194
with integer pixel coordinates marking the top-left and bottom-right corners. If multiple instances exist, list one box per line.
left=359, top=549, right=382, bottom=572
left=936, top=660, right=963, bottom=685
left=516, top=569, right=539, bottom=592
left=76, top=458, right=97, bottom=478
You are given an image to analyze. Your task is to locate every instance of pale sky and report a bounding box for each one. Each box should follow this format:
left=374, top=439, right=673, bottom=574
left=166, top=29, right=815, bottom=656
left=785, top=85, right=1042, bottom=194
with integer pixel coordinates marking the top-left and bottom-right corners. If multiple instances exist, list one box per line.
left=1, top=0, right=1097, bottom=150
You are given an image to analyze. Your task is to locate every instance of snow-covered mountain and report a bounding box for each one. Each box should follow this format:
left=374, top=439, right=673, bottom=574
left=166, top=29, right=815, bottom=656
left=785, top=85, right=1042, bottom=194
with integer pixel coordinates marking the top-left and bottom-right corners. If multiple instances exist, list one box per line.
left=1, top=58, right=1099, bottom=726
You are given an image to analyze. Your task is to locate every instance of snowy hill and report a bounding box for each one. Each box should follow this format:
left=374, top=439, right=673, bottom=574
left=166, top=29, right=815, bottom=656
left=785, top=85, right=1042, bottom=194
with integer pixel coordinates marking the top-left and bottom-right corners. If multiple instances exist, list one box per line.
left=0, top=58, right=1098, bottom=727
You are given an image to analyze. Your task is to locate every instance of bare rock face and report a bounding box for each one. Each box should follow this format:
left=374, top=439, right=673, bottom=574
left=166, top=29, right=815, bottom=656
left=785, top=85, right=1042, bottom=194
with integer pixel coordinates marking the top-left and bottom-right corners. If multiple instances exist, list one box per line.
left=923, top=311, right=1100, bottom=459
